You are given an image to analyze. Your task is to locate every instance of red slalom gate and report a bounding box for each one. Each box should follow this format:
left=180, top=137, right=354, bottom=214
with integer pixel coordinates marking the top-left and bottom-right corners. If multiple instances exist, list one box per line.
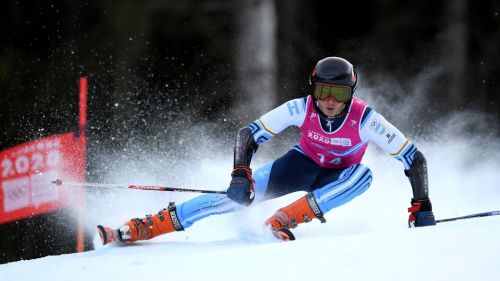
left=0, top=133, right=86, bottom=223
left=0, top=77, right=88, bottom=253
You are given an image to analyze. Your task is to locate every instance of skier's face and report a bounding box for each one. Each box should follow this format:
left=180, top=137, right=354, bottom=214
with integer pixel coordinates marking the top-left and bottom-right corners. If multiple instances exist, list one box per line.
left=317, top=97, right=346, bottom=117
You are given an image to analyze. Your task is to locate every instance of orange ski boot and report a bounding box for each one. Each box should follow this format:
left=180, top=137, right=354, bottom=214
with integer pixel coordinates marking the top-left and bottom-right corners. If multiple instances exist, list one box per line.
left=97, top=202, right=184, bottom=245
left=120, top=202, right=184, bottom=242
left=265, top=193, right=325, bottom=240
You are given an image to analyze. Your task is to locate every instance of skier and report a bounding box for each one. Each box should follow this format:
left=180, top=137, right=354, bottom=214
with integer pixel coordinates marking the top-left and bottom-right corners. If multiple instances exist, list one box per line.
left=98, top=56, right=436, bottom=244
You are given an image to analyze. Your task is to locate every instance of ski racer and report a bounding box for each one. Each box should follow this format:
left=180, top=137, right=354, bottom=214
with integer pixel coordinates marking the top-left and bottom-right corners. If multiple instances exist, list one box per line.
left=98, top=56, right=436, bottom=244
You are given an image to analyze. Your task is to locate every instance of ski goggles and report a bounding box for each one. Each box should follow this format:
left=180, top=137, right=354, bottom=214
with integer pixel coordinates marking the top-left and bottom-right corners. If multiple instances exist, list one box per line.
left=313, top=83, right=352, bottom=102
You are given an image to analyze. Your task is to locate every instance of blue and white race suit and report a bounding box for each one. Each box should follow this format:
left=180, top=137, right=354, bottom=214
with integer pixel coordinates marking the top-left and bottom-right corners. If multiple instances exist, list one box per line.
left=176, top=96, right=418, bottom=228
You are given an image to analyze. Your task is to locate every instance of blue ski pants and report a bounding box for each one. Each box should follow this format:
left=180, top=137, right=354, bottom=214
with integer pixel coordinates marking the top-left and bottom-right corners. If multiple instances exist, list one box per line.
left=176, top=148, right=373, bottom=228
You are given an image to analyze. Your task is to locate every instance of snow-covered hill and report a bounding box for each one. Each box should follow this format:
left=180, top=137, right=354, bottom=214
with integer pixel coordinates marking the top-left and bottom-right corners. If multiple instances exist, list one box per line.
left=2, top=131, right=499, bottom=281
left=1, top=215, right=499, bottom=281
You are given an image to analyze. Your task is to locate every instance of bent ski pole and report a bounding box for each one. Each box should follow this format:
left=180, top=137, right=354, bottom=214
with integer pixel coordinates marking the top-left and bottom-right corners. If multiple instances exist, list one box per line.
left=52, top=179, right=227, bottom=194
left=436, top=210, right=500, bottom=223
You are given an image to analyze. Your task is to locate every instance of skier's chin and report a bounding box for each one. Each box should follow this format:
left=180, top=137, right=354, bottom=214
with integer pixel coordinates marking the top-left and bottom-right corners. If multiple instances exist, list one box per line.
left=324, top=109, right=336, bottom=117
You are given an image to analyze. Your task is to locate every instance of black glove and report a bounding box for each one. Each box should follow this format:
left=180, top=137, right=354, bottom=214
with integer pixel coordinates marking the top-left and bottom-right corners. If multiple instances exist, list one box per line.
left=408, top=198, right=436, bottom=227
left=227, top=166, right=255, bottom=206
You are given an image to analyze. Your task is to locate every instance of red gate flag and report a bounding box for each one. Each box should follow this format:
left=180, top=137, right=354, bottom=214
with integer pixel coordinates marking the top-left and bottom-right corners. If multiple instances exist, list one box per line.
left=1, top=77, right=88, bottom=254
left=0, top=130, right=86, bottom=224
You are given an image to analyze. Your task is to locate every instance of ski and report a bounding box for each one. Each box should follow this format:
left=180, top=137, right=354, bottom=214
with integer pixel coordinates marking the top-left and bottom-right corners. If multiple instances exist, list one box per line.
left=97, top=225, right=121, bottom=245
left=272, top=227, right=295, bottom=241
left=436, top=210, right=500, bottom=223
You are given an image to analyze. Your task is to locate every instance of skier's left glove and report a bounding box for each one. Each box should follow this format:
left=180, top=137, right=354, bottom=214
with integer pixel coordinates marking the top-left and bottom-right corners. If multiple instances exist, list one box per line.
left=227, top=166, right=255, bottom=206
left=408, top=198, right=436, bottom=227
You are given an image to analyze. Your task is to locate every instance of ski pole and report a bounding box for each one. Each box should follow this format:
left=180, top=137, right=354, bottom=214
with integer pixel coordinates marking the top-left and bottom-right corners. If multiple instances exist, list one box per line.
left=436, top=210, right=500, bottom=223
left=51, top=179, right=227, bottom=194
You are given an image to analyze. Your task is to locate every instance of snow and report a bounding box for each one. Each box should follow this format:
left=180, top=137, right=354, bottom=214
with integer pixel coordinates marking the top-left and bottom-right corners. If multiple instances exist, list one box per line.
left=1, top=101, right=500, bottom=281
left=1, top=215, right=499, bottom=281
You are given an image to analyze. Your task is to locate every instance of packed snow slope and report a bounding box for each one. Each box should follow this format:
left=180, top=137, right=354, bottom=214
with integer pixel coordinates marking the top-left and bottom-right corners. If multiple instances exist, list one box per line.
left=1, top=216, right=499, bottom=281
left=1, top=130, right=500, bottom=281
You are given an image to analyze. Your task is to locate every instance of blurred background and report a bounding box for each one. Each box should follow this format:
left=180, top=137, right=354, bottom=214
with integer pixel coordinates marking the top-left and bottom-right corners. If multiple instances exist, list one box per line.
left=1, top=0, right=499, bottom=263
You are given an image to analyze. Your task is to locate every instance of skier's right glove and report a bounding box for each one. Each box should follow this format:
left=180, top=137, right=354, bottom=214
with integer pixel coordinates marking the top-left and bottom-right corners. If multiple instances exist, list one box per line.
left=408, top=198, right=436, bottom=227
left=227, top=166, right=255, bottom=206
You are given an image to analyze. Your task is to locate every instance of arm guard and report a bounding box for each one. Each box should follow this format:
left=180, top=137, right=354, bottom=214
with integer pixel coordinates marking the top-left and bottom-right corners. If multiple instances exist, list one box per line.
left=404, top=150, right=429, bottom=200
left=233, top=127, right=259, bottom=168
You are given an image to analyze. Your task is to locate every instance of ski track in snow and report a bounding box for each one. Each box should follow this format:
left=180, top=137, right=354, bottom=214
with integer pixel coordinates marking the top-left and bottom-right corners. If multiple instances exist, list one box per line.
left=1, top=124, right=500, bottom=281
